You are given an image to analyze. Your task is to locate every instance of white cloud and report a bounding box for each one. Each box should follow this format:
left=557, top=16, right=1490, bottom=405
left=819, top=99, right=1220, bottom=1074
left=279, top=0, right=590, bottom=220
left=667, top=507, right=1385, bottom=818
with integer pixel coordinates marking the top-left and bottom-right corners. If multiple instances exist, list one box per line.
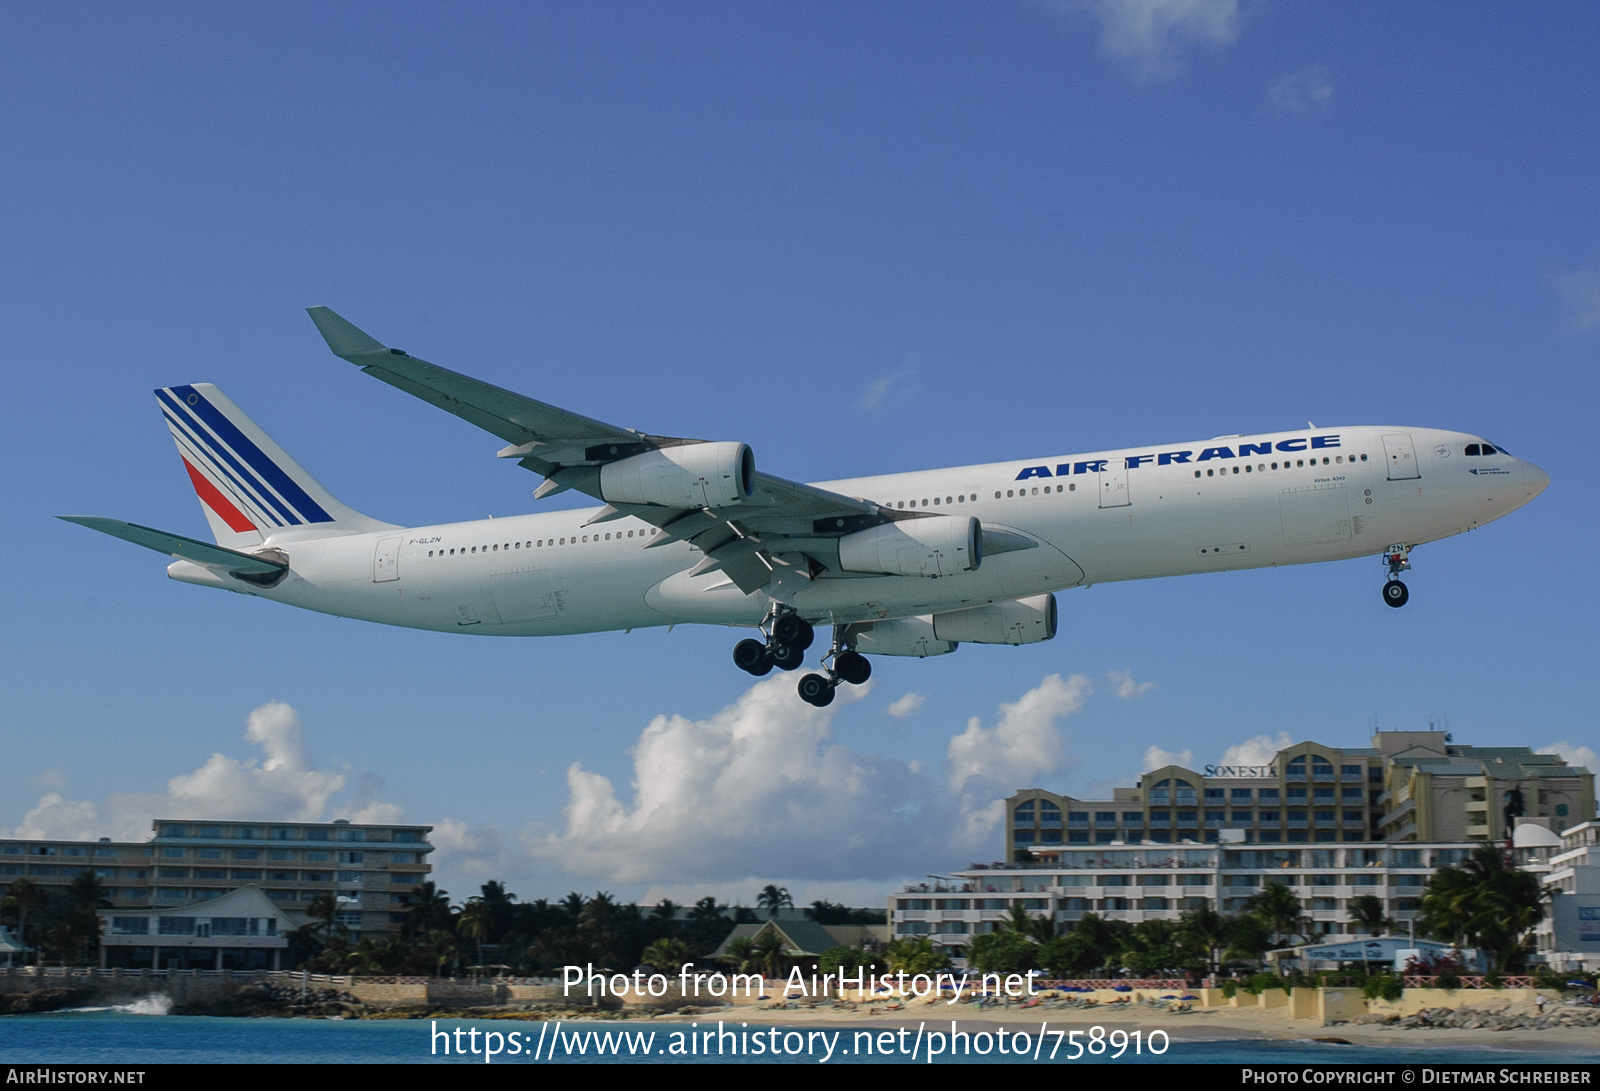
left=1048, top=0, right=1243, bottom=82
left=5, top=703, right=404, bottom=842
left=946, top=674, right=1092, bottom=792
left=1218, top=731, right=1294, bottom=769
left=1267, top=66, right=1333, bottom=113
left=1142, top=744, right=1194, bottom=772
left=1555, top=269, right=1600, bottom=331
left=502, top=673, right=1090, bottom=889
left=1106, top=668, right=1156, bottom=700
left=885, top=693, right=926, bottom=719
left=1538, top=741, right=1599, bottom=773
left=858, top=365, right=916, bottom=413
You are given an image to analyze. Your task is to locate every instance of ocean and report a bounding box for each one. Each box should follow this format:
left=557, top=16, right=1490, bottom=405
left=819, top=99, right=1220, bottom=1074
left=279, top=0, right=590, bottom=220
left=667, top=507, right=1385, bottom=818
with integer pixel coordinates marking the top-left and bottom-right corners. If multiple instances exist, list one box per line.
left=4, top=1004, right=1600, bottom=1065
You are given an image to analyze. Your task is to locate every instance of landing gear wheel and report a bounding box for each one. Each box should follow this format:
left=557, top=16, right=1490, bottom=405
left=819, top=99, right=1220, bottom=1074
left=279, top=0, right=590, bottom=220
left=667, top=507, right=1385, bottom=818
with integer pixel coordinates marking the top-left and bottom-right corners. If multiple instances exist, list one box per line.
left=1383, top=580, right=1409, bottom=608
left=770, top=641, right=805, bottom=671
left=772, top=614, right=815, bottom=651
left=797, top=673, right=835, bottom=707
left=733, top=638, right=773, bottom=675
left=834, top=651, right=872, bottom=686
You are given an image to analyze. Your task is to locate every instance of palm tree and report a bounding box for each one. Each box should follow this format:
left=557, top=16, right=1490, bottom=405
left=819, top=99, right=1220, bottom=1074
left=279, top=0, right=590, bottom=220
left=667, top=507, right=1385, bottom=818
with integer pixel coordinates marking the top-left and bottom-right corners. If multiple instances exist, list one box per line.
left=723, top=936, right=757, bottom=974
left=1348, top=894, right=1391, bottom=937
left=67, top=872, right=111, bottom=965
left=1419, top=844, right=1545, bottom=970
left=1245, top=881, right=1305, bottom=947
left=1177, top=904, right=1232, bottom=975
left=1, top=880, right=49, bottom=967
left=404, top=882, right=453, bottom=939
left=756, top=885, right=792, bottom=919
left=302, top=892, right=348, bottom=948
left=750, top=928, right=788, bottom=978
left=641, top=936, right=691, bottom=971
left=458, top=899, right=493, bottom=970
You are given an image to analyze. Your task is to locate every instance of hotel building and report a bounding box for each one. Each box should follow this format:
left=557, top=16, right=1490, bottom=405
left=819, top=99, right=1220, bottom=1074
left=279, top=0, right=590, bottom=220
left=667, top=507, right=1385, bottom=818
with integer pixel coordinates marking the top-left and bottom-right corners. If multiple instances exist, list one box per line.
left=890, top=840, right=1482, bottom=962
left=1005, top=731, right=1593, bottom=858
left=0, top=817, right=434, bottom=946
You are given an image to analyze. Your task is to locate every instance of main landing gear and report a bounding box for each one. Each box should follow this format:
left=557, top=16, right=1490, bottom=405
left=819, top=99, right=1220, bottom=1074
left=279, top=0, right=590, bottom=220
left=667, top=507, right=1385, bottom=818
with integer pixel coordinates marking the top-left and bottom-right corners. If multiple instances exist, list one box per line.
left=796, top=632, right=872, bottom=709
left=1382, top=544, right=1412, bottom=608
left=732, top=610, right=816, bottom=678
left=730, top=613, right=873, bottom=706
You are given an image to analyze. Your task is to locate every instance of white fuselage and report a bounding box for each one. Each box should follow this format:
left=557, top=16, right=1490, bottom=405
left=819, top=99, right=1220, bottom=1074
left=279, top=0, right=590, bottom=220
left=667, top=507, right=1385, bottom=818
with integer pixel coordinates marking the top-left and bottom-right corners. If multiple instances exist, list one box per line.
left=175, top=426, right=1547, bottom=636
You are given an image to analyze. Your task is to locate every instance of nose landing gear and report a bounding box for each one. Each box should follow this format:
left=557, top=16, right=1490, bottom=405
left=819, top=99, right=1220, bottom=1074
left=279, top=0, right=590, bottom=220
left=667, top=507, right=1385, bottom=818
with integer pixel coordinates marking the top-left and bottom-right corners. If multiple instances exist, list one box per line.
left=1382, top=544, right=1412, bottom=608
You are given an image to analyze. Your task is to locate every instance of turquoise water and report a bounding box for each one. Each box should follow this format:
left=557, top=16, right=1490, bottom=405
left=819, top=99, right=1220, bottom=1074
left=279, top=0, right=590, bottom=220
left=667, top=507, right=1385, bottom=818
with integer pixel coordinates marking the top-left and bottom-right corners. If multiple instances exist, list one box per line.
left=3, top=1009, right=1598, bottom=1065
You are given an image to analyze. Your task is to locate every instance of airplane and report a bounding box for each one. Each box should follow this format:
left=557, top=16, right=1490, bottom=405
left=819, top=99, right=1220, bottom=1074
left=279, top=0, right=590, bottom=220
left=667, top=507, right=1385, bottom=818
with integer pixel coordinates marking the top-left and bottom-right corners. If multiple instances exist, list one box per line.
left=63, top=308, right=1551, bottom=706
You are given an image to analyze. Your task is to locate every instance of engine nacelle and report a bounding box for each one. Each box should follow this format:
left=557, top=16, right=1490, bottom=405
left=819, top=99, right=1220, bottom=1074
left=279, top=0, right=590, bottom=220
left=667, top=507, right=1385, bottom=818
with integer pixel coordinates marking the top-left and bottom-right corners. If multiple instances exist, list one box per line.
left=851, top=616, right=957, bottom=658
left=932, top=593, right=1057, bottom=645
left=837, top=516, right=980, bottom=578
left=599, top=441, right=755, bottom=509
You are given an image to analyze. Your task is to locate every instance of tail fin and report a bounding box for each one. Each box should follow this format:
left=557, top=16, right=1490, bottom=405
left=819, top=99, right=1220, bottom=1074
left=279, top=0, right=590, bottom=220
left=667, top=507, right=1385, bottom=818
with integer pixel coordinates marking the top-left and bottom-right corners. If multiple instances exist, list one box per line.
left=155, top=383, right=391, bottom=546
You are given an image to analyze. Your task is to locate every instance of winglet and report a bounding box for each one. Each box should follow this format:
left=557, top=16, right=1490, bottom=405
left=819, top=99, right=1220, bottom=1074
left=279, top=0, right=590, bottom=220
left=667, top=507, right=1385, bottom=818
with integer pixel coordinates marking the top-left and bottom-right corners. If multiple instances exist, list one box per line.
left=306, top=306, right=389, bottom=360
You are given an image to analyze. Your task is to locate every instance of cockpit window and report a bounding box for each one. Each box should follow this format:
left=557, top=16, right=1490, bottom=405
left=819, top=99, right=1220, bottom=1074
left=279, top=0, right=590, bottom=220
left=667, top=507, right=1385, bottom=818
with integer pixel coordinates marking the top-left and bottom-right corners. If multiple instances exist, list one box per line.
left=1486, top=442, right=1507, bottom=454
left=1465, top=444, right=1480, bottom=456
left=1465, top=443, right=1506, bottom=456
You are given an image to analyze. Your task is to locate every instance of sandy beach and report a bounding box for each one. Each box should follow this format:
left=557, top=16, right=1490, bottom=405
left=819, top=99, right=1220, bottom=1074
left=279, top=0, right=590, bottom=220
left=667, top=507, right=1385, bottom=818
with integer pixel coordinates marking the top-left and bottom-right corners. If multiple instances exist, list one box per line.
left=640, top=994, right=1600, bottom=1055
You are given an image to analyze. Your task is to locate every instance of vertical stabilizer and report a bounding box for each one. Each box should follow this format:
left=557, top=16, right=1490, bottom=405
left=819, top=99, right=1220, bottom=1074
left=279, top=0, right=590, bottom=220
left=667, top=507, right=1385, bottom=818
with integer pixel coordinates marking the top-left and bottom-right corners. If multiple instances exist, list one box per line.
left=155, top=383, right=391, bottom=546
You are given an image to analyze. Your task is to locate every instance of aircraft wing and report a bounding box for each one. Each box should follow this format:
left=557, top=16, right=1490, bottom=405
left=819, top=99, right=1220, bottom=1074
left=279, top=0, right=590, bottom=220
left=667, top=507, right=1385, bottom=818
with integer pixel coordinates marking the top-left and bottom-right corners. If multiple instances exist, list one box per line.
left=307, top=307, right=884, bottom=592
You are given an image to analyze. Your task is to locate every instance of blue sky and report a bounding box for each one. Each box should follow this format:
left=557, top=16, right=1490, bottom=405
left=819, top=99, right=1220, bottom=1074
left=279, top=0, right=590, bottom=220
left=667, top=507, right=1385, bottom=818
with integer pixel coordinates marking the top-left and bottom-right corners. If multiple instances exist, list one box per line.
left=2, top=2, right=1596, bottom=909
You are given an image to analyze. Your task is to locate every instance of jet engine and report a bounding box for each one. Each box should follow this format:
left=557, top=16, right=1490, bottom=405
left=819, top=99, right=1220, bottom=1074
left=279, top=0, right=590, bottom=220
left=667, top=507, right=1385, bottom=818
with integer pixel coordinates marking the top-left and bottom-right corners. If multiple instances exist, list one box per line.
left=850, top=617, right=957, bottom=657
left=931, top=593, right=1057, bottom=645
left=837, top=515, right=980, bottom=578
left=599, top=441, right=755, bottom=509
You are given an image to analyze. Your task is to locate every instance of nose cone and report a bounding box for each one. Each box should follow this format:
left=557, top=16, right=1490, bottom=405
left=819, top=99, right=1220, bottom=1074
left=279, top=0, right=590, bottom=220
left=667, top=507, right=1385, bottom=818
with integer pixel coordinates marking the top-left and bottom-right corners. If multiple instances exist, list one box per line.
left=1522, top=459, right=1550, bottom=500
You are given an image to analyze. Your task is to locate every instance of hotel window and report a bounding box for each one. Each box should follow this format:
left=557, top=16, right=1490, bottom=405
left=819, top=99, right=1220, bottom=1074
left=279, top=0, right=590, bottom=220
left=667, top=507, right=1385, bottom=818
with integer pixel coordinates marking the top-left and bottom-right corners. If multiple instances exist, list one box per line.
left=1231, top=788, right=1253, bottom=802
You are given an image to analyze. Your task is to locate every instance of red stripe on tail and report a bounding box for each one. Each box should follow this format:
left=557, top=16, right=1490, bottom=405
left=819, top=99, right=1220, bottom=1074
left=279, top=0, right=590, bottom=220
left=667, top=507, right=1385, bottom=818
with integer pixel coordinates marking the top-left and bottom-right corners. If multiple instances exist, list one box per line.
left=182, top=457, right=257, bottom=533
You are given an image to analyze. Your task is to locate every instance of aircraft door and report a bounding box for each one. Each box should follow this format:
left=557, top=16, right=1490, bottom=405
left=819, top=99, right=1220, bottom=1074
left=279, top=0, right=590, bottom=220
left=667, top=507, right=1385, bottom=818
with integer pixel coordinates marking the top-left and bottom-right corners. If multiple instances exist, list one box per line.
left=1098, top=463, right=1130, bottom=508
left=373, top=536, right=402, bottom=582
left=1382, top=434, right=1420, bottom=481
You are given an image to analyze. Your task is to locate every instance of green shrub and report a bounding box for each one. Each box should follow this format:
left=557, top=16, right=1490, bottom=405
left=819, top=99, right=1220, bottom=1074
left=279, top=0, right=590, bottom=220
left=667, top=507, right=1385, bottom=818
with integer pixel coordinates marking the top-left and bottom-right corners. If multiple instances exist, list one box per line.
left=1245, top=972, right=1290, bottom=996
left=1435, top=971, right=1462, bottom=990
left=1362, top=975, right=1403, bottom=1002
left=1220, top=980, right=1238, bottom=999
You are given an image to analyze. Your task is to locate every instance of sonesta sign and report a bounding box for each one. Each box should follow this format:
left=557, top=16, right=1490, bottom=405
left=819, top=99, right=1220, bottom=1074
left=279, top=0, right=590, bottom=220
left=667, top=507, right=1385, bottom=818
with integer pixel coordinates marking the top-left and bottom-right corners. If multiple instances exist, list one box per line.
left=1204, top=765, right=1277, bottom=779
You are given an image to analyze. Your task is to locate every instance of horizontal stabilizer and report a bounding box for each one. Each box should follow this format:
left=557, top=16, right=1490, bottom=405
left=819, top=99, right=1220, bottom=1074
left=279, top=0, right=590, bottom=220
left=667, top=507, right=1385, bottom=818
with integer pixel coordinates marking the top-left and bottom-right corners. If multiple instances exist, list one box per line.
left=58, top=517, right=287, bottom=575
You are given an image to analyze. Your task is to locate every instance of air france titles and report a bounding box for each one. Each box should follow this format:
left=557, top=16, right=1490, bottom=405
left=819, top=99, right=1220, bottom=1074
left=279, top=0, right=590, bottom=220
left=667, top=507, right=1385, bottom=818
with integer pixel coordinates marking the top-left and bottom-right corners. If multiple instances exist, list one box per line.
left=1014, top=435, right=1342, bottom=481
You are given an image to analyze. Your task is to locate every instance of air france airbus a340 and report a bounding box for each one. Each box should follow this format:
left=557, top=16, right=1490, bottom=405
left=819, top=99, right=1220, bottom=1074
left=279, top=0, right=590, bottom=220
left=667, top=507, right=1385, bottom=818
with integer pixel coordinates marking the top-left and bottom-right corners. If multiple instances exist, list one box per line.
left=66, top=308, right=1550, bottom=706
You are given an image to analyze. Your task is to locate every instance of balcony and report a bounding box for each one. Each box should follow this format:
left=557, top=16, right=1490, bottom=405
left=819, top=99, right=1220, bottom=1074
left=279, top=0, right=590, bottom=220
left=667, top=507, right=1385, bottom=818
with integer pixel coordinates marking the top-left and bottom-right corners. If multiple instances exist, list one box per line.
left=1380, top=799, right=1415, bottom=828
